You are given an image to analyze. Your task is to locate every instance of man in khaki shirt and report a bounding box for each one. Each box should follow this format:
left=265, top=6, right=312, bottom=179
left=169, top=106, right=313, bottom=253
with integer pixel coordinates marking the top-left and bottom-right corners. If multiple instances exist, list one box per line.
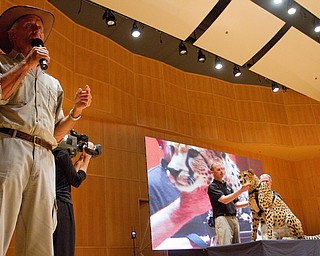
left=0, top=5, right=92, bottom=256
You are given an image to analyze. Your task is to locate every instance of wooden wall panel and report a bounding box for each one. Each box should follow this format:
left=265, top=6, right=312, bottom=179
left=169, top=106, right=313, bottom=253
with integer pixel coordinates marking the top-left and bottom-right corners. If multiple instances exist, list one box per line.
left=109, top=41, right=134, bottom=71
left=266, top=123, right=293, bottom=145
left=136, top=100, right=167, bottom=129
left=190, top=114, right=218, bottom=140
left=213, top=95, right=238, bottom=120
left=212, top=79, right=235, bottom=98
left=234, top=84, right=264, bottom=102
left=134, top=55, right=162, bottom=79
left=164, top=82, right=189, bottom=111
left=187, top=91, right=215, bottom=115
left=185, top=73, right=213, bottom=93
left=105, top=179, right=141, bottom=247
left=286, top=105, right=316, bottom=125
left=259, top=87, right=284, bottom=104
left=109, top=60, right=135, bottom=95
left=263, top=103, right=288, bottom=124
left=74, top=26, right=109, bottom=58
left=312, top=104, right=320, bottom=124
left=162, top=64, right=186, bottom=86
left=48, top=31, right=74, bottom=70
left=165, top=106, right=191, bottom=136
left=75, top=47, right=109, bottom=83
left=290, top=125, right=320, bottom=146
left=237, top=101, right=266, bottom=122
left=240, top=122, right=270, bottom=144
left=73, top=176, right=107, bottom=246
left=216, top=117, right=242, bottom=143
left=109, top=86, right=137, bottom=122
left=135, top=74, right=165, bottom=103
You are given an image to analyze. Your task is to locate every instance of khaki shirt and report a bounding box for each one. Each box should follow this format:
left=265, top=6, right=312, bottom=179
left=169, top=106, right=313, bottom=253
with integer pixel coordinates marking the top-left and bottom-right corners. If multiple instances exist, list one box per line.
left=0, top=50, right=65, bottom=147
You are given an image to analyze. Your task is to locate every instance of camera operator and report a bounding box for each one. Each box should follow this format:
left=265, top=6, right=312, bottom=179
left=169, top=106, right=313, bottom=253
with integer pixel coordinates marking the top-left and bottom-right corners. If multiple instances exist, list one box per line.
left=52, top=140, right=95, bottom=256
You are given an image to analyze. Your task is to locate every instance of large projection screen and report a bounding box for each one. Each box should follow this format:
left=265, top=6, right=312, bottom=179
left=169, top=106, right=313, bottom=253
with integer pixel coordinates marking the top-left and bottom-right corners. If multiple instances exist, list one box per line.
left=145, top=137, right=263, bottom=250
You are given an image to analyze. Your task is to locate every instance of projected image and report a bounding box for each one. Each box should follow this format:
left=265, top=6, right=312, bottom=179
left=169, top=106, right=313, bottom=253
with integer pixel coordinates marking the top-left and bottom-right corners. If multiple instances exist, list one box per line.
left=145, top=137, right=263, bottom=250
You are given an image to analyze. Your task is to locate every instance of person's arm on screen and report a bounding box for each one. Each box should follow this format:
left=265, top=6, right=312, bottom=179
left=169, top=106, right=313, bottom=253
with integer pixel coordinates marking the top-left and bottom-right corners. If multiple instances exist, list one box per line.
left=150, top=186, right=211, bottom=248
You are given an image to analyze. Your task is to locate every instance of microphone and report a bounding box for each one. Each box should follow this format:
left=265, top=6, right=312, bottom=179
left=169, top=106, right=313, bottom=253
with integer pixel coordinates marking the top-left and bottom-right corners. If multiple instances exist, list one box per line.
left=31, top=38, right=48, bottom=70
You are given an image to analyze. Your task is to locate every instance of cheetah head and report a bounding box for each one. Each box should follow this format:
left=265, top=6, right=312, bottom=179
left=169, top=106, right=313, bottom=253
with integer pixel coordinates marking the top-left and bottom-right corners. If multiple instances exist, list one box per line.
left=238, top=169, right=260, bottom=193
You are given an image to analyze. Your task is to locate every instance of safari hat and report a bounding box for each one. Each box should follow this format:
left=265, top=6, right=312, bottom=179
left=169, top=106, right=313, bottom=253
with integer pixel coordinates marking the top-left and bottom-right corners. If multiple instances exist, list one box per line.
left=0, top=5, right=54, bottom=53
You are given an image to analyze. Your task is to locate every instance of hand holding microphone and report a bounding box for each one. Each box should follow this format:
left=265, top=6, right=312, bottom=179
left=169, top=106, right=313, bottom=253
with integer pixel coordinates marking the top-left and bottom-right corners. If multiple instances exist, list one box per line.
left=31, top=38, right=49, bottom=70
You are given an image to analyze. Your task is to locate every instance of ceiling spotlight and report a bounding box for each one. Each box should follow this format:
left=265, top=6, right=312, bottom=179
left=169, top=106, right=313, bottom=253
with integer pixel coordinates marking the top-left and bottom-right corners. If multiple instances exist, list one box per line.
left=131, top=22, right=141, bottom=38
left=197, top=49, right=206, bottom=63
left=272, top=81, right=280, bottom=92
left=287, top=1, right=297, bottom=15
left=215, top=56, right=223, bottom=70
left=179, top=41, right=188, bottom=56
left=273, top=0, right=283, bottom=5
left=314, top=21, right=320, bottom=33
left=102, top=9, right=116, bottom=27
left=233, top=65, right=241, bottom=77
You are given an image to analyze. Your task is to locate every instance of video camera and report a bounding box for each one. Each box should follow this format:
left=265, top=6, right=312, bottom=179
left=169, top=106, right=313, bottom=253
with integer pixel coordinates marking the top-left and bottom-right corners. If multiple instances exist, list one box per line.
left=57, top=130, right=102, bottom=158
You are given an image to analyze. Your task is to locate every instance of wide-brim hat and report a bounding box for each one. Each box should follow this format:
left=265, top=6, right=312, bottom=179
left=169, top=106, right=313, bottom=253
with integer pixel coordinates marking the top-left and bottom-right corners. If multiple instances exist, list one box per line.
left=0, top=5, right=54, bottom=53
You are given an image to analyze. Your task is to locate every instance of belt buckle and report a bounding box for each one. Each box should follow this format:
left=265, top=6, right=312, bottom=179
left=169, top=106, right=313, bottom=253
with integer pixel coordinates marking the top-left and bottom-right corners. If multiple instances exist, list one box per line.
left=33, top=136, right=41, bottom=147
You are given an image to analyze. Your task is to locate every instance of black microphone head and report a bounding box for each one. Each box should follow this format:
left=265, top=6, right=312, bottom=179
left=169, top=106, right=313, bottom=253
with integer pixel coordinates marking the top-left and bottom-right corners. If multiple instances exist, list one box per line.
left=31, top=38, right=44, bottom=47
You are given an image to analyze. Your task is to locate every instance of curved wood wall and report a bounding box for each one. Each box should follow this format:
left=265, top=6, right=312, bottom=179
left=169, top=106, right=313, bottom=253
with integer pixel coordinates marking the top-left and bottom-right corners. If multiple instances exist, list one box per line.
left=3, top=0, right=320, bottom=255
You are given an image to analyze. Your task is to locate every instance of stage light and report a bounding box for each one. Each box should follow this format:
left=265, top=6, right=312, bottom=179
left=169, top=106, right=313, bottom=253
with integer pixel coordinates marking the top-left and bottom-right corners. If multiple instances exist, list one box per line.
left=215, top=56, right=223, bottom=70
left=197, top=49, right=206, bottom=63
left=287, top=1, right=297, bottom=15
left=314, top=21, right=320, bottom=33
left=131, top=22, right=141, bottom=38
left=102, top=9, right=116, bottom=27
left=274, top=0, right=283, bottom=5
left=272, top=81, right=280, bottom=92
left=179, top=41, right=188, bottom=56
left=233, top=65, right=241, bottom=77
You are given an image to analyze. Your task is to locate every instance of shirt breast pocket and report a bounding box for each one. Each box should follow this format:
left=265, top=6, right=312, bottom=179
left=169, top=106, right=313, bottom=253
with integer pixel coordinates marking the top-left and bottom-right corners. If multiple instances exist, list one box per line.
left=48, top=87, right=58, bottom=114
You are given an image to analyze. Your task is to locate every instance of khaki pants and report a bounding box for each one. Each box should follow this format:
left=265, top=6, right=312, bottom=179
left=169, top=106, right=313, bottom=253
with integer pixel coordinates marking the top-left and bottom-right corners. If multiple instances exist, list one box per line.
left=0, top=137, right=56, bottom=256
left=215, top=216, right=240, bottom=245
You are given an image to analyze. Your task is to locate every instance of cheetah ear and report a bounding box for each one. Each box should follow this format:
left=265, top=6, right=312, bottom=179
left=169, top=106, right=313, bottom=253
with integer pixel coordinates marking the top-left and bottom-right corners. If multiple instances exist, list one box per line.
left=247, top=169, right=255, bottom=175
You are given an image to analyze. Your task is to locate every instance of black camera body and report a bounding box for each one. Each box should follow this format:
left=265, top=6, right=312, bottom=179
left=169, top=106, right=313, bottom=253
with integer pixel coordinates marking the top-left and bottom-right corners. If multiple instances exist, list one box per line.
left=57, top=130, right=101, bottom=158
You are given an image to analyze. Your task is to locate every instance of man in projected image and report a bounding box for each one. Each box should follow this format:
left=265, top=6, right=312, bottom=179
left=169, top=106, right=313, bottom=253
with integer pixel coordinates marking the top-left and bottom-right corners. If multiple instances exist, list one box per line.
left=208, top=161, right=249, bottom=245
left=148, top=140, right=214, bottom=249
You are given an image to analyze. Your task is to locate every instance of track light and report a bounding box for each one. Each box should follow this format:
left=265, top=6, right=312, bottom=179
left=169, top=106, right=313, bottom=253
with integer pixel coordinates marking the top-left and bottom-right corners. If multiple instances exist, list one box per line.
left=272, top=81, right=280, bottom=92
left=273, top=0, right=283, bottom=5
left=197, top=49, right=206, bottom=63
left=131, top=22, right=141, bottom=38
left=287, top=1, right=297, bottom=15
left=215, top=56, right=223, bottom=70
left=102, top=9, right=116, bottom=27
left=233, top=65, right=241, bottom=77
left=179, top=41, right=188, bottom=56
left=314, top=20, right=320, bottom=33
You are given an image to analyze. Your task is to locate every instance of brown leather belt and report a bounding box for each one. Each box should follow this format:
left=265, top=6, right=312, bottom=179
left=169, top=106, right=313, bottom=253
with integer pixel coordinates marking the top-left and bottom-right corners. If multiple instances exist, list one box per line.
left=0, top=128, right=52, bottom=151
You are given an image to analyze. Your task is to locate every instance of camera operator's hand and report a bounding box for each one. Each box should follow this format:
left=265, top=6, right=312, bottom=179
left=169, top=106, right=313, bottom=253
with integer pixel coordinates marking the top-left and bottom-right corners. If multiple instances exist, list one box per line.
left=76, top=142, right=94, bottom=173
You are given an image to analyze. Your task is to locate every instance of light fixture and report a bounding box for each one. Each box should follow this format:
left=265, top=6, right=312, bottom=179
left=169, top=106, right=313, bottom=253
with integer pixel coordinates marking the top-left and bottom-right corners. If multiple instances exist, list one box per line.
left=282, top=85, right=288, bottom=92
left=197, top=49, right=206, bottom=63
left=131, top=22, right=141, bottom=38
left=287, top=1, right=297, bottom=15
left=233, top=65, right=241, bottom=77
left=314, top=20, right=320, bottom=33
left=102, top=9, right=116, bottom=27
left=215, top=56, right=223, bottom=70
left=178, top=41, right=188, bottom=56
left=274, top=0, right=283, bottom=5
left=272, top=81, right=280, bottom=92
